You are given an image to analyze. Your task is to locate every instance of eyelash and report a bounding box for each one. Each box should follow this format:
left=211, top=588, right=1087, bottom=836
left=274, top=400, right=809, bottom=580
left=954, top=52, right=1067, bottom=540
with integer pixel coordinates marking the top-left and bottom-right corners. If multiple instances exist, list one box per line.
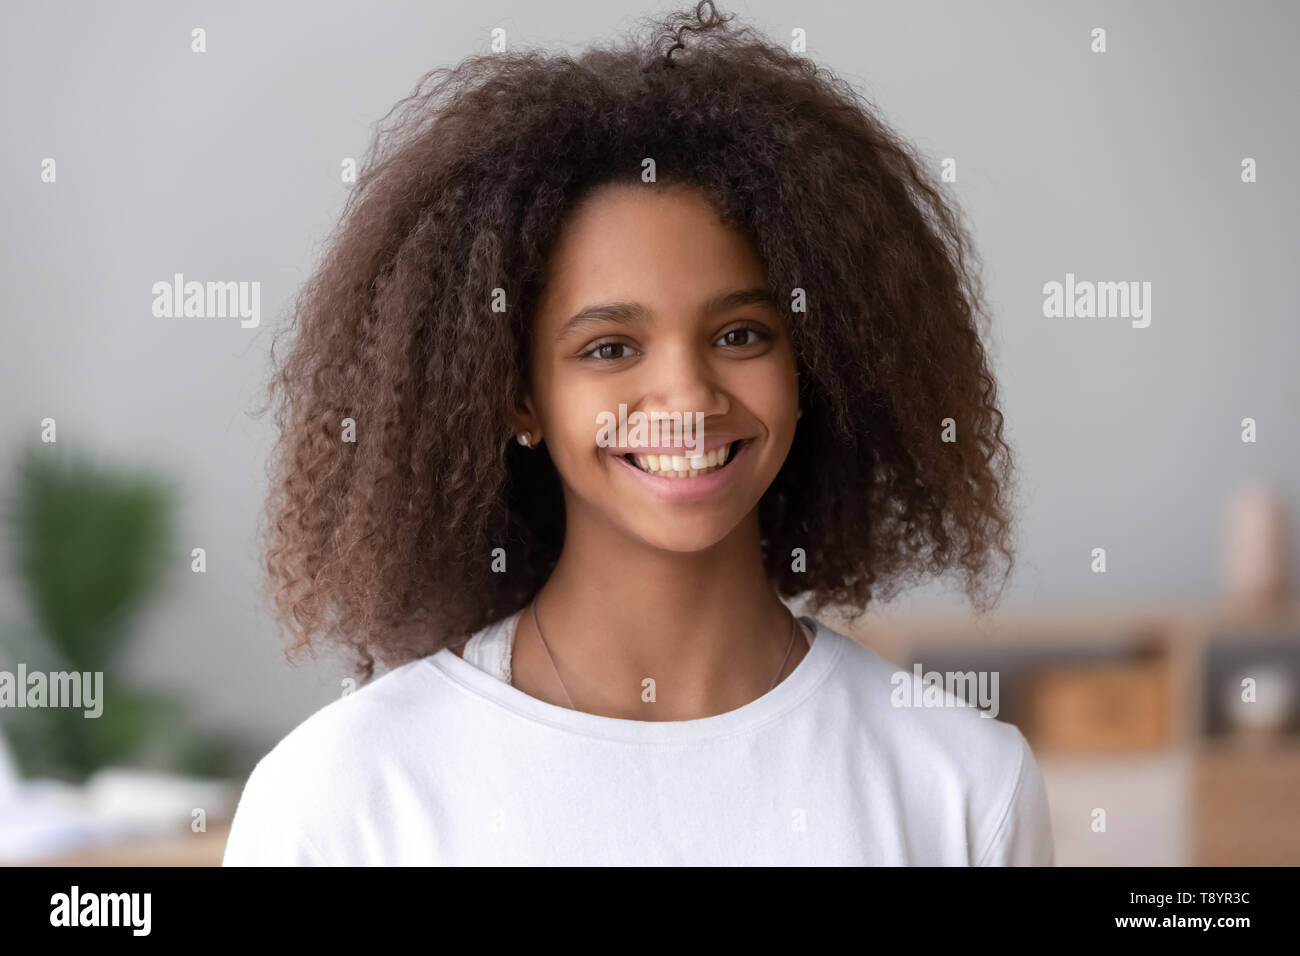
left=579, top=324, right=772, bottom=361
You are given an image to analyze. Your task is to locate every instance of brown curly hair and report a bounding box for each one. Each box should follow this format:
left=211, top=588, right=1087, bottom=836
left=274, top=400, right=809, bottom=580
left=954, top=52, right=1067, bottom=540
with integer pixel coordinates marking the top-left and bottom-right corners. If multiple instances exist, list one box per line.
left=255, top=1, right=1018, bottom=682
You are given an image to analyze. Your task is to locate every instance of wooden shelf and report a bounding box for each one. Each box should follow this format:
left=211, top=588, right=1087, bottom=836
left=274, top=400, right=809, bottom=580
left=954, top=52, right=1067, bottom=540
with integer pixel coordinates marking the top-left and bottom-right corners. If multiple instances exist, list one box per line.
left=1194, top=745, right=1300, bottom=866
left=826, top=598, right=1300, bottom=865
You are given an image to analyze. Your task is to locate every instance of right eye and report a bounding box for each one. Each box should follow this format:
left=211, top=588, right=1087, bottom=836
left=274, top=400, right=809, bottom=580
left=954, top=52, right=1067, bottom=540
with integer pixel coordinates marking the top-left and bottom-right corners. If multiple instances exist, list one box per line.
left=581, top=341, right=637, bottom=361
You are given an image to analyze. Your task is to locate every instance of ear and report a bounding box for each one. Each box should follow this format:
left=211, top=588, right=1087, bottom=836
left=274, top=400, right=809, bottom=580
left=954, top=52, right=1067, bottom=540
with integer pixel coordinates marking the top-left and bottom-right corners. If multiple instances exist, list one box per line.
left=507, top=391, right=541, bottom=441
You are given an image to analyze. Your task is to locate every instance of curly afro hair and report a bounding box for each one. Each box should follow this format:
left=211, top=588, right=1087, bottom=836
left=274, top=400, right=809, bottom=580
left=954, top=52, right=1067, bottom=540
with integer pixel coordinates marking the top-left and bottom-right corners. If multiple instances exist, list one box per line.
left=256, top=0, right=1018, bottom=682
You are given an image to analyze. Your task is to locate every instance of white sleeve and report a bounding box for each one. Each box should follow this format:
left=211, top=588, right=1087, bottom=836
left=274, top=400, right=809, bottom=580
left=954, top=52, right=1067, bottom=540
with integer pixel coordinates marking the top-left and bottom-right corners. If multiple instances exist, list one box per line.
left=976, top=729, right=1055, bottom=866
left=222, top=757, right=326, bottom=866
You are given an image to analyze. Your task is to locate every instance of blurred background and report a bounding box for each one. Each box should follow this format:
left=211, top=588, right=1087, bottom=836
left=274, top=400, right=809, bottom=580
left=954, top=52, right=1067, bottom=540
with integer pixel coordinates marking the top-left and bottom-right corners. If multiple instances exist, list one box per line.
left=1, top=0, right=1297, bottom=865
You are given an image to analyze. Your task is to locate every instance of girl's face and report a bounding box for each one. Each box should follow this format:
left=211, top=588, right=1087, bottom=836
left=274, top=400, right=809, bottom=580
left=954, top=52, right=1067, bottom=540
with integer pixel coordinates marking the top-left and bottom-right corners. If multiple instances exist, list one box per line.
left=522, top=182, right=800, bottom=553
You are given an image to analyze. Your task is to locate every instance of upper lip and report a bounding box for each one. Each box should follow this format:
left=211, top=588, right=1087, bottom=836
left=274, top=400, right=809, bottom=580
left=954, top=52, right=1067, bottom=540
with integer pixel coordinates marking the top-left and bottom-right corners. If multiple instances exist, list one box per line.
left=612, top=434, right=752, bottom=457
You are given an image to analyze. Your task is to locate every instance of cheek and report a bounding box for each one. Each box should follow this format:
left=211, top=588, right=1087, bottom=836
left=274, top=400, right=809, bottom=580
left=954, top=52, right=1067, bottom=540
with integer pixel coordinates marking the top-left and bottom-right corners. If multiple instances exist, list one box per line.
left=543, top=381, right=612, bottom=469
left=727, top=357, right=799, bottom=423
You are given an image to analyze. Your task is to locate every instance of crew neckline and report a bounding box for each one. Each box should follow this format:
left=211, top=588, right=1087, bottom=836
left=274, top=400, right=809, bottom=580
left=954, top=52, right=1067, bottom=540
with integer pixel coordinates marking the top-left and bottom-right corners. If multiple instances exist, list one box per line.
left=425, top=614, right=844, bottom=744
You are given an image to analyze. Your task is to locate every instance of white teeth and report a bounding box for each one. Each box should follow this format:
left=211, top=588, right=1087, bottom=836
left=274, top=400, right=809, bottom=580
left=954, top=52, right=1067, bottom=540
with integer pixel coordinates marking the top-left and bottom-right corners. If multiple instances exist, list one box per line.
left=689, top=447, right=721, bottom=469
left=629, top=441, right=737, bottom=477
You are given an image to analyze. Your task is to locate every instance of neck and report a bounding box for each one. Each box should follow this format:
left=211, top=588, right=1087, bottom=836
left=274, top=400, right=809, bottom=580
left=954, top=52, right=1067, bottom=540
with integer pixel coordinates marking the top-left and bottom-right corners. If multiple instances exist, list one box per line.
left=519, top=508, right=805, bottom=720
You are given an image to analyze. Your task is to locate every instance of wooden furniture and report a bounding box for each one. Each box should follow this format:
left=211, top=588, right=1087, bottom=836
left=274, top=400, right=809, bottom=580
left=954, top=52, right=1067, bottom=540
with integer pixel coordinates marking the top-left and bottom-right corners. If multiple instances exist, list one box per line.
left=826, top=599, right=1300, bottom=866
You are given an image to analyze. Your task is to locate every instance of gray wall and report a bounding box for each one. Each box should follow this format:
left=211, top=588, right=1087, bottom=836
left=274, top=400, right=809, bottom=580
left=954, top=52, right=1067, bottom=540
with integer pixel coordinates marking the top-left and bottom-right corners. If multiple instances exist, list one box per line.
left=2, top=0, right=1296, bottom=745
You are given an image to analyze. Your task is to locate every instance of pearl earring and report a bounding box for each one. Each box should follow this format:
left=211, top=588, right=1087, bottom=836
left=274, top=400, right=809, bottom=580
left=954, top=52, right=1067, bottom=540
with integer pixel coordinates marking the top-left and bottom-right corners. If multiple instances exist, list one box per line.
left=516, top=433, right=531, bottom=447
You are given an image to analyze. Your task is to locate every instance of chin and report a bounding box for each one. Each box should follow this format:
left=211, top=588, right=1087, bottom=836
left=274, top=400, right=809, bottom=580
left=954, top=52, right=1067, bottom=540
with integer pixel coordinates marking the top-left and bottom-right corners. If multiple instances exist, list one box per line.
left=626, top=523, right=739, bottom=555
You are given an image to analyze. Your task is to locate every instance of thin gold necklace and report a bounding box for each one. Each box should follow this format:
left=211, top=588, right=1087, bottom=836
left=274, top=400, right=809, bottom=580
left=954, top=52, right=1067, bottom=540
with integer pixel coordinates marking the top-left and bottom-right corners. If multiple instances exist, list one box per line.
left=526, top=597, right=799, bottom=712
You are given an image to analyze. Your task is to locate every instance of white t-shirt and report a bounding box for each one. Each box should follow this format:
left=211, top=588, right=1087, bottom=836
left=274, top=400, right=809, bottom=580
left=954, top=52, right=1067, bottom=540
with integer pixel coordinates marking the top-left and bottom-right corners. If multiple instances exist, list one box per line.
left=222, top=610, right=1054, bottom=865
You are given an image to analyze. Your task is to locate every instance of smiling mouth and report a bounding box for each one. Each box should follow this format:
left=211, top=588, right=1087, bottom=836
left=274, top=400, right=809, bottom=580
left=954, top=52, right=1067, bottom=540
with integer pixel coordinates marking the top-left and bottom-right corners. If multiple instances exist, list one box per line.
left=619, top=440, right=747, bottom=478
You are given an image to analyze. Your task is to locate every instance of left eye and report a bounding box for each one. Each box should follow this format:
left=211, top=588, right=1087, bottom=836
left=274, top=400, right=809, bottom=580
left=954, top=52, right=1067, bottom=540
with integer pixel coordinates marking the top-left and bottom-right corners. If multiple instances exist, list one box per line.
left=591, top=342, right=632, bottom=360
left=718, top=328, right=760, bottom=347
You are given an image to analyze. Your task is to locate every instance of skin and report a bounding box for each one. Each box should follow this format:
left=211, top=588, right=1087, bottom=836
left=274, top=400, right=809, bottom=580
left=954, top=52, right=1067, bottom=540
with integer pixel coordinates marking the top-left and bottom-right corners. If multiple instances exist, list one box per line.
left=461, top=181, right=809, bottom=720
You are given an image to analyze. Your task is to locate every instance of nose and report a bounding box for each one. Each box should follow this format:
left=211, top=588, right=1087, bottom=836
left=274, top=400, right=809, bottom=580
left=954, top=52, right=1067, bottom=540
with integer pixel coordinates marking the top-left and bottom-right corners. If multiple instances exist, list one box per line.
left=637, top=340, right=730, bottom=423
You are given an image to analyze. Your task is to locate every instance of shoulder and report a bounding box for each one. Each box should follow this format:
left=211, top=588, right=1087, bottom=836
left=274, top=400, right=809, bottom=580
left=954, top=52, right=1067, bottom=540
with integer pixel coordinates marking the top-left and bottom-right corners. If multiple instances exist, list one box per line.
left=221, top=655, right=444, bottom=865
left=275, top=656, right=444, bottom=761
left=816, top=620, right=1054, bottom=865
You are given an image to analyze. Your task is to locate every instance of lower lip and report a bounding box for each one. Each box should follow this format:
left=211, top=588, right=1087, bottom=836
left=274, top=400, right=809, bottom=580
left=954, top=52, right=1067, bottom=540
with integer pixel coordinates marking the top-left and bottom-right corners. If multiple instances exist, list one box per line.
left=611, top=440, right=753, bottom=503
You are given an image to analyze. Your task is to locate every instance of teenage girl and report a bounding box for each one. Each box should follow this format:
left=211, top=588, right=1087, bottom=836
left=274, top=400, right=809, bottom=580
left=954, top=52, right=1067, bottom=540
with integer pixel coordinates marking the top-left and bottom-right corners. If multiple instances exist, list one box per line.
left=224, top=2, right=1054, bottom=866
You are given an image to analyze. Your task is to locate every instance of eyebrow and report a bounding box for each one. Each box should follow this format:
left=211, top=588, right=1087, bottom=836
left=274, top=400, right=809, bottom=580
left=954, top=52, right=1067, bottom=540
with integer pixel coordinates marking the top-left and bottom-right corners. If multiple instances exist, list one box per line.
left=557, top=286, right=778, bottom=341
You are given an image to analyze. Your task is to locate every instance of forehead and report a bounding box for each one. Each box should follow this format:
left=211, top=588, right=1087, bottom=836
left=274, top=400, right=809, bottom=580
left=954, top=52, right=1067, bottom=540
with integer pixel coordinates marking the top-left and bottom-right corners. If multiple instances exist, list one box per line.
left=536, top=183, right=768, bottom=324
